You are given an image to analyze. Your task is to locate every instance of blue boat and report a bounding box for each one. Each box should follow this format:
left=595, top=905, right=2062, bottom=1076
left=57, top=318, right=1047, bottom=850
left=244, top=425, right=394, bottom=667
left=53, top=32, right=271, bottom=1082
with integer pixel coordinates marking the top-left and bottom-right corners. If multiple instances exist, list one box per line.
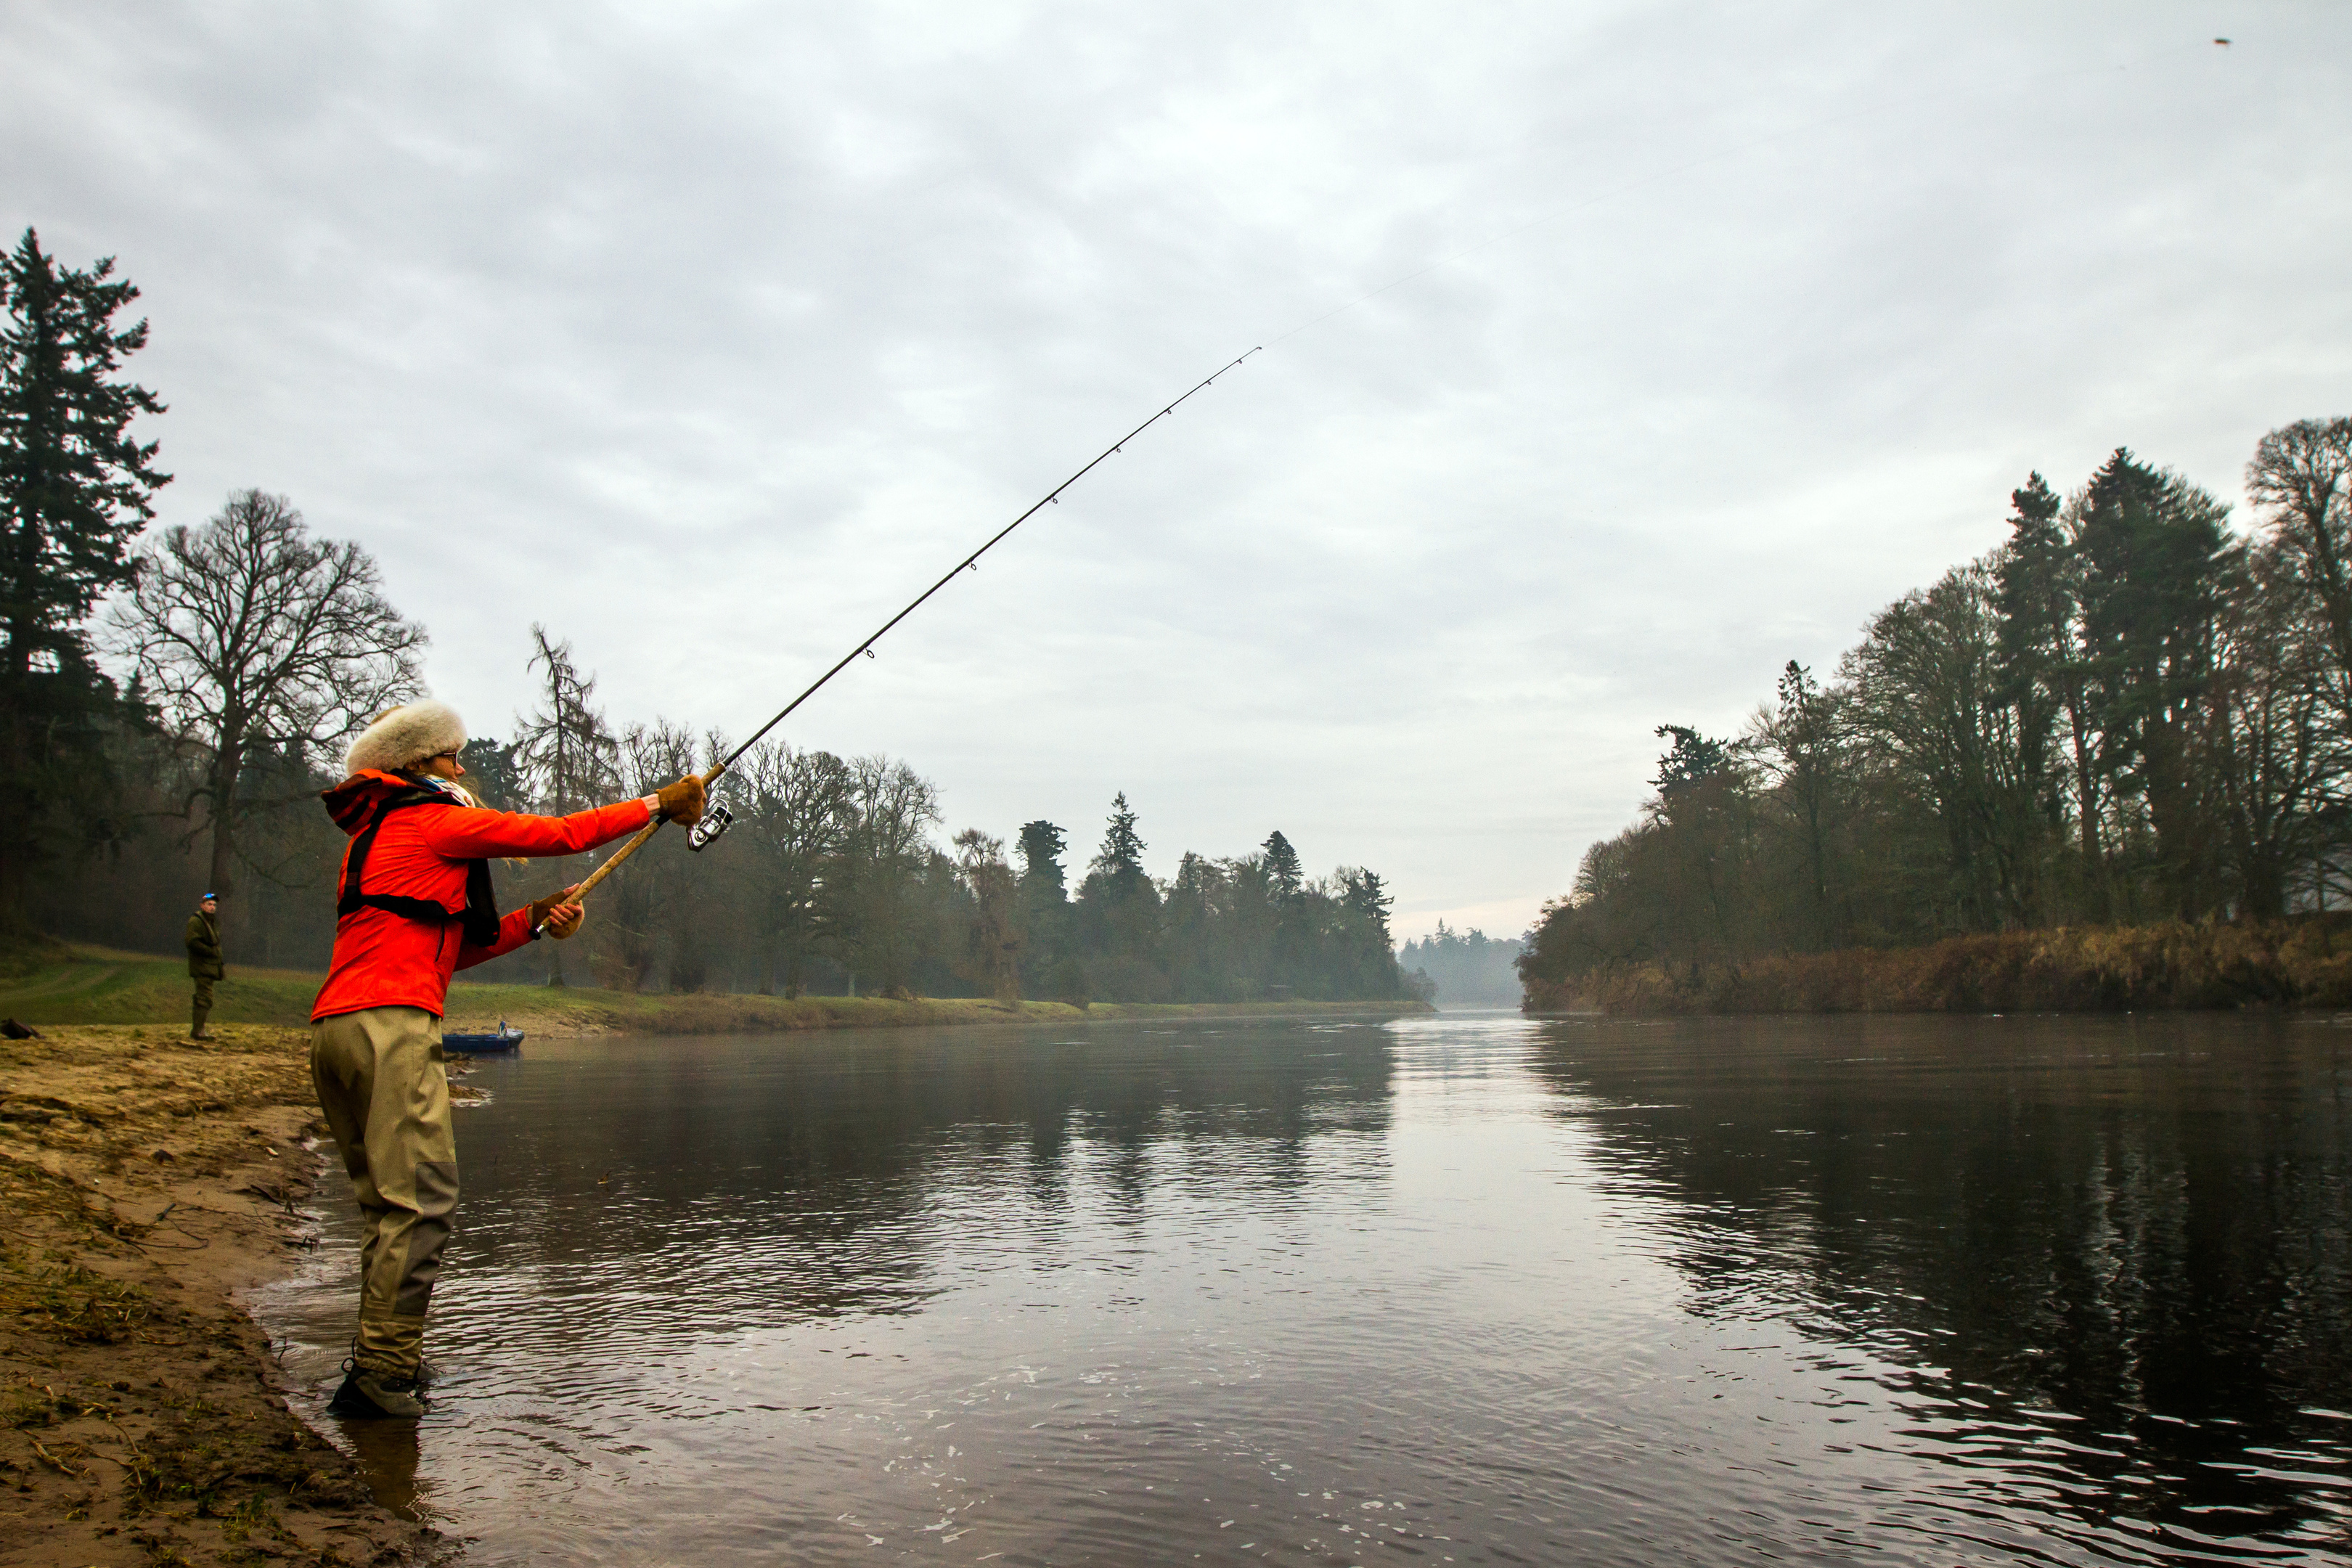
left=443, top=1020, right=523, bottom=1055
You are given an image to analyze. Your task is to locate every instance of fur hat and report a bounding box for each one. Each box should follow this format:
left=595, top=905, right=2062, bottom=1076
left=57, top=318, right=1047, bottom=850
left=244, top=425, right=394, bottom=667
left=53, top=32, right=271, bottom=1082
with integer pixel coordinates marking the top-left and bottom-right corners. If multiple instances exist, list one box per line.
left=344, top=700, right=466, bottom=777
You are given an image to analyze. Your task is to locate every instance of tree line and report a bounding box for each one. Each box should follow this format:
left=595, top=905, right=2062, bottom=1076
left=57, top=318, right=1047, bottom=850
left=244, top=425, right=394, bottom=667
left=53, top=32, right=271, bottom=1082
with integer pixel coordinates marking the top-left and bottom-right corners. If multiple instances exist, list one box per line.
left=3, top=229, right=1410, bottom=1004
left=1519, top=418, right=2352, bottom=1003
left=399, top=636, right=1408, bottom=1003
left=1395, top=921, right=1522, bottom=1007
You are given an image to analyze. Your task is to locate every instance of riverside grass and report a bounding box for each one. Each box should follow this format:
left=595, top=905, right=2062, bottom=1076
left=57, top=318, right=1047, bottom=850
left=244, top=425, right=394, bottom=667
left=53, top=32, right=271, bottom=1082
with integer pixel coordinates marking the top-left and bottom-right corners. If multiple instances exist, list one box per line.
left=0, top=942, right=1428, bottom=1035
left=1528, top=917, right=2352, bottom=1016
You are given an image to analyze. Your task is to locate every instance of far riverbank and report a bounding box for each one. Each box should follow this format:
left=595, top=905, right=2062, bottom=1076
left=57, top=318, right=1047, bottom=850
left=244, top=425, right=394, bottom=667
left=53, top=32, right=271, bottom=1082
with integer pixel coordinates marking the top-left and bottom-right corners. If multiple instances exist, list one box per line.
left=1526, top=918, right=2352, bottom=1016
left=0, top=943, right=1430, bottom=1037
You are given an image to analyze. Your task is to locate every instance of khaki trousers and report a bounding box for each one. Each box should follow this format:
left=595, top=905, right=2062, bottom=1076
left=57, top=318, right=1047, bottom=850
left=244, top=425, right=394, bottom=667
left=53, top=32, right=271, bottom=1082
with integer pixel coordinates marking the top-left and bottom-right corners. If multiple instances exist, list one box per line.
left=309, top=1006, right=457, bottom=1376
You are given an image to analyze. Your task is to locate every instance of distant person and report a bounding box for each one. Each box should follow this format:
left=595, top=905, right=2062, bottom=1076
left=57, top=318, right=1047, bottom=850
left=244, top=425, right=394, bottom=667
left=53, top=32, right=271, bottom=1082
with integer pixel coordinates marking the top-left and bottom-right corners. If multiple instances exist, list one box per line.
left=185, top=893, right=224, bottom=1040
left=311, top=699, right=706, bottom=1421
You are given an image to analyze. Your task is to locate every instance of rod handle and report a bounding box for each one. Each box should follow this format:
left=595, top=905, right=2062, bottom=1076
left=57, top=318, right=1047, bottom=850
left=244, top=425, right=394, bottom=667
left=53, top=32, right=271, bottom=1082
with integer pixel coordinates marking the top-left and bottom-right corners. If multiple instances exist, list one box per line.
left=568, top=764, right=727, bottom=905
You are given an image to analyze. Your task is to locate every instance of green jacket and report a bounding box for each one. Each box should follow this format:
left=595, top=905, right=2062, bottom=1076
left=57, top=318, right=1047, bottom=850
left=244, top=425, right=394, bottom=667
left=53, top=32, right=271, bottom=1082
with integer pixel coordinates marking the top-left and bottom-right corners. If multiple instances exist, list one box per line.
left=185, top=912, right=224, bottom=981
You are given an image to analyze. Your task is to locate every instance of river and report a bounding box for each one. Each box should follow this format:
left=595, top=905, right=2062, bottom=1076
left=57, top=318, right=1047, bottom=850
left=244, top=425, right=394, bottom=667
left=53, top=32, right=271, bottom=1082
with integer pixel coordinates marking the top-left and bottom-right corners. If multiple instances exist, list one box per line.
left=250, top=1010, right=2352, bottom=1564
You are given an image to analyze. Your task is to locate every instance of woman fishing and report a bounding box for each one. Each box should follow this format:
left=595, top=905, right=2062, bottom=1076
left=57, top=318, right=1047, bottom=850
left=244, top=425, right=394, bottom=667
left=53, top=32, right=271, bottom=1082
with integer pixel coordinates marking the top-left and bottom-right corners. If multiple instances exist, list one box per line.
left=309, top=698, right=706, bottom=1419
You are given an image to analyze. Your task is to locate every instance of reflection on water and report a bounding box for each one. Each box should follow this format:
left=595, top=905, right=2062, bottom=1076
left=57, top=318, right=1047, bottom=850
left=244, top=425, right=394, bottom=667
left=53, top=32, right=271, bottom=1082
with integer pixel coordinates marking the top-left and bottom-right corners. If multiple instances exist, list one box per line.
left=1527, top=1013, right=2352, bottom=1562
left=250, top=1011, right=2352, bottom=1564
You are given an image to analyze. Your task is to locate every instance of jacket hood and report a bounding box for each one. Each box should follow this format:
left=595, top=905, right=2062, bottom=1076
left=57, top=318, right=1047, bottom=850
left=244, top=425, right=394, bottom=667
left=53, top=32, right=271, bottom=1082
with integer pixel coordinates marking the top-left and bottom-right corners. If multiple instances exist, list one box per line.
left=322, top=769, right=452, bottom=834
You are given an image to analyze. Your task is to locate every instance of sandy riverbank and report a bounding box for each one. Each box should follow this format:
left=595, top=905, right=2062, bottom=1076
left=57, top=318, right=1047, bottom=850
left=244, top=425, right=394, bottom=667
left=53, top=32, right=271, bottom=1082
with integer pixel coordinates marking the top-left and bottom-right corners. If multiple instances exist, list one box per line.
left=0, top=1024, right=433, bottom=1567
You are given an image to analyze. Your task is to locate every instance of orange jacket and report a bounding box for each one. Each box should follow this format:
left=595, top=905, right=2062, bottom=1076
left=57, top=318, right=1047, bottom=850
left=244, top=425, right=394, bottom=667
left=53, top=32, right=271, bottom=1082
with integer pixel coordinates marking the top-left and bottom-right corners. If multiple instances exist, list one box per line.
left=311, top=770, right=653, bottom=1021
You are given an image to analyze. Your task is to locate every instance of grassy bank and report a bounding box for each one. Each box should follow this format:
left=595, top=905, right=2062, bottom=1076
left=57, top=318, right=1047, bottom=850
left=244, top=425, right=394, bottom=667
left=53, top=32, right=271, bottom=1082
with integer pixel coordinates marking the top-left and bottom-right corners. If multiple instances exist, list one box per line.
left=0, top=943, right=1429, bottom=1035
left=1529, top=918, right=2352, bottom=1015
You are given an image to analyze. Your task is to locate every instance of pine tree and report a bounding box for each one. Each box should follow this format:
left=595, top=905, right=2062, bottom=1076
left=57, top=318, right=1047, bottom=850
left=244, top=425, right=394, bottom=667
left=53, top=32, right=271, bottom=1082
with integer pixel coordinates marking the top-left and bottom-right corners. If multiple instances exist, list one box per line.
left=1015, top=817, right=1069, bottom=987
left=0, top=229, right=169, bottom=923
left=460, top=735, right=530, bottom=810
left=1262, top=829, right=1302, bottom=898
left=1651, top=726, right=1729, bottom=798
left=1091, top=792, right=1148, bottom=892
left=1072, top=792, right=1163, bottom=997
left=1750, top=661, right=1845, bottom=943
left=1256, top=829, right=1306, bottom=995
left=1993, top=471, right=2090, bottom=909
left=2074, top=449, right=2237, bottom=916
left=1016, top=820, right=1068, bottom=902
left=1339, top=868, right=1402, bottom=996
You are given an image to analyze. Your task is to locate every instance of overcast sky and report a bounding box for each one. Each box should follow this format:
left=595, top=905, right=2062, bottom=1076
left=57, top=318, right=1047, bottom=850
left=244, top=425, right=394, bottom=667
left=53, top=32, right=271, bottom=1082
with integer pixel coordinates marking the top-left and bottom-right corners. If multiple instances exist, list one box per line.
left=6, top=1, right=2348, bottom=940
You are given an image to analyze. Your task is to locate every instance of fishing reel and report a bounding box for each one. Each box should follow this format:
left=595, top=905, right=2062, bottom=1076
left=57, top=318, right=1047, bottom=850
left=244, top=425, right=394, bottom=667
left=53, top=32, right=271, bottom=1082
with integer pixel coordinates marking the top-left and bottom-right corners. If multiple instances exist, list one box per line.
left=687, top=804, right=733, bottom=851
left=687, top=802, right=735, bottom=852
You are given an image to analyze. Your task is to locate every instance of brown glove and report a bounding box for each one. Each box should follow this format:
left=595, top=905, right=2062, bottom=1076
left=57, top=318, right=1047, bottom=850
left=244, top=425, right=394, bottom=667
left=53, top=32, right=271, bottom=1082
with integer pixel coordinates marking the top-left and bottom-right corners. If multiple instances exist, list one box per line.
left=527, top=886, right=584, bottom=941
left=655, top=775, right=707, bottom=825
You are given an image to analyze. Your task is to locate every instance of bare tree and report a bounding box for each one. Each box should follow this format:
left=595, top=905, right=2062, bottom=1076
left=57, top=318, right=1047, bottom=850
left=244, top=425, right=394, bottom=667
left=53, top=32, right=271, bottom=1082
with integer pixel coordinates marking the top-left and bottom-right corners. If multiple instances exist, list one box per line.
left=513, top=625, right=616, bottom=816
left=828, top=754, right=939, bottom=997
left=735, top=739, right=852, bottom=996
left=511, top=625, right=616, bottom=984
left=953, top=828, right=1024, bottom=1003
left=604, top=717, right=698, bottom=991
left=2210, top=538, right=2348, bottom=916
left=2247, top=417, right=2352, bottom=710
left=107, top=489, right=424, bottom=902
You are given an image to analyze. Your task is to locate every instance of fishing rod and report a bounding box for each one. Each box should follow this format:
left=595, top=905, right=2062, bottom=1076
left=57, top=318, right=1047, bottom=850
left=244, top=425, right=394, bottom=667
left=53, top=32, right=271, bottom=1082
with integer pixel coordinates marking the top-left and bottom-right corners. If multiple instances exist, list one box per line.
left=564, top=346, right=1261, bottom=907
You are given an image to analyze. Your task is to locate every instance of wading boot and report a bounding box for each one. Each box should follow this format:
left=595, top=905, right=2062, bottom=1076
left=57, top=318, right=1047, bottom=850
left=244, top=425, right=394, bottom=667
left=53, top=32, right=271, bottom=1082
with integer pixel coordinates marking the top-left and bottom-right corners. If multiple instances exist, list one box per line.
left=327, top=1361, right=427, bottom=1420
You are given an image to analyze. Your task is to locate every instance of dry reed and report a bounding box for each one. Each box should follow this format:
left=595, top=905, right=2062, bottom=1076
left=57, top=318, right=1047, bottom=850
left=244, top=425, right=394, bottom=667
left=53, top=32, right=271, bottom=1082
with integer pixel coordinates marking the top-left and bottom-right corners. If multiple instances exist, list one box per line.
left=1525, top=918, right=2352, bottom=1015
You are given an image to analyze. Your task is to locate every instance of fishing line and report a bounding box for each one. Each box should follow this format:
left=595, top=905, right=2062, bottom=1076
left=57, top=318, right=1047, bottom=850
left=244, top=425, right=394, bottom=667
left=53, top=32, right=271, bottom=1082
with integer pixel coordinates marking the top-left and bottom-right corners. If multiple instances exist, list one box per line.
left=716, top=346, right=1260, bottom=772
left=570, top=346, right=1260, bottom=898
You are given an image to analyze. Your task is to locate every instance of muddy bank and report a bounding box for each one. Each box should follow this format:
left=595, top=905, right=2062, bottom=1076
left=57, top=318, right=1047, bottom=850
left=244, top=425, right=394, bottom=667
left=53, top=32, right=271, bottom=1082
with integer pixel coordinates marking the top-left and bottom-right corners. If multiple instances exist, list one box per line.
left=0, top=1024, right=434, bottom=1567
left=1529, top=919, right=2352, bottom=1015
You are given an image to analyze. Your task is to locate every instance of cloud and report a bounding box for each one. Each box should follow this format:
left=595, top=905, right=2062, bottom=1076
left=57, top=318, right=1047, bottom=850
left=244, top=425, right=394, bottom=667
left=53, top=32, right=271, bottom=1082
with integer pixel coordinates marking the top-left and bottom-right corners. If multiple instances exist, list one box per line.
left=7, top=0, right=2348, bottom=938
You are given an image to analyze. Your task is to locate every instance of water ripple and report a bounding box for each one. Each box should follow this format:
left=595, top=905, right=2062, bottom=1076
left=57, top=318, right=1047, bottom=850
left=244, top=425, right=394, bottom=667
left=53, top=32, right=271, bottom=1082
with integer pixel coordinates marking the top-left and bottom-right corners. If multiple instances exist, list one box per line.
left=245, top=1013, right=2352, bottom=1564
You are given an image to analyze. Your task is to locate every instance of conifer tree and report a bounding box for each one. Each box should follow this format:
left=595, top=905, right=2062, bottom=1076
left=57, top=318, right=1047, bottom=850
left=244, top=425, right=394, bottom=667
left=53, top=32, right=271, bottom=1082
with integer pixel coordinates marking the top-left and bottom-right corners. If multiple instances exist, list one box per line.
left=1016, top=817, right=1070, bottom=987
left=1749, top=661, right=1845, bottom=943
left=1993, top=471, right=2097, bottom=905
left=1651, top=726, right=1730, bottom=799
left=1339, top=868, right=1403, bottom=996
left=1091, top=792, right=1148, bottom=893
left=0, top=229, right=168, bottom=923
left=1256, top=829, right=1306, bottom=995
left=457, top=735, right=529, bottom=810
left=1261, top=829, right=1302, bottom=898
left=2074, top=449, right=2237, bottom=915
left=1074, top=792, right=1163, bottom=997
left=1017, top=820, right=1068, bottom=902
